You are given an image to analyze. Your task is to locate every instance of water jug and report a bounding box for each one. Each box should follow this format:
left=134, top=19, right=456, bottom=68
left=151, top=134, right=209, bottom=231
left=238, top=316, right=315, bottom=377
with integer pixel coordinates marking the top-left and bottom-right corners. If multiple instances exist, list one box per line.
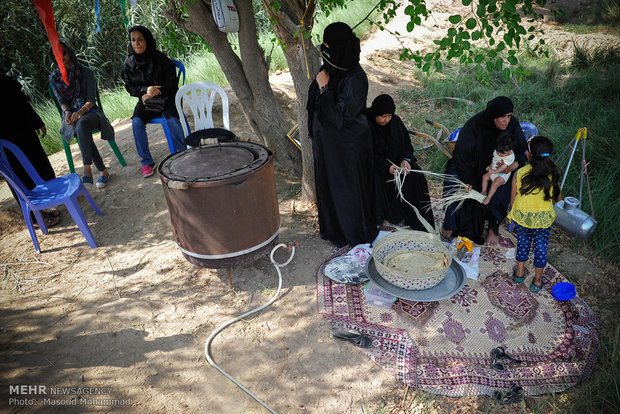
left=553, top=196, right=597, bottom=239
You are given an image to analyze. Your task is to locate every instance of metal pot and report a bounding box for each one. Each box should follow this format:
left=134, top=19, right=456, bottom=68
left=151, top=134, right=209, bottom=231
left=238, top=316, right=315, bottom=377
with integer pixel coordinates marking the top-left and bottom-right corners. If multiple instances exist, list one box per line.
left=553, top=196, right=597, bottom=239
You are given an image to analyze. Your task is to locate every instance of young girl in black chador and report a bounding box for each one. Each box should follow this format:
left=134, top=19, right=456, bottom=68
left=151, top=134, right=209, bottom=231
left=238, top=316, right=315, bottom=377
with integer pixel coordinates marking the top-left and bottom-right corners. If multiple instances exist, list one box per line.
left=508, top=135, right=562, bottom=293
left=367, top=94, right=435, bottom=232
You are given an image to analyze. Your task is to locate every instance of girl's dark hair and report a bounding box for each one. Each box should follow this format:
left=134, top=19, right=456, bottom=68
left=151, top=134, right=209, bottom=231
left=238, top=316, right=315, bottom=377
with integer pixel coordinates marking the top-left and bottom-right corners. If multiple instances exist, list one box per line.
left=520, top=135, right=562, bottom=202
left=496, top=133, right=513, bottom=153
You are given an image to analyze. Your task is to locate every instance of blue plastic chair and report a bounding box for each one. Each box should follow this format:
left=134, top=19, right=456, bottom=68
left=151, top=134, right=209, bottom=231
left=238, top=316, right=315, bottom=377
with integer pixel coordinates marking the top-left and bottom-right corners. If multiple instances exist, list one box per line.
left=0, top=139, right=102, bottom=253
left=520, top=122, right=538, bottom=140
left=148, top=59, right=187, bottom=153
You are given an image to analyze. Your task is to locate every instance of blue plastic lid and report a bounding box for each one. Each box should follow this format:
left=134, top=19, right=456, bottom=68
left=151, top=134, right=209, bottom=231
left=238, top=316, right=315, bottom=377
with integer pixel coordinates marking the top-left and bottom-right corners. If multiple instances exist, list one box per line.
left=552, top=282, right=576, bottom=301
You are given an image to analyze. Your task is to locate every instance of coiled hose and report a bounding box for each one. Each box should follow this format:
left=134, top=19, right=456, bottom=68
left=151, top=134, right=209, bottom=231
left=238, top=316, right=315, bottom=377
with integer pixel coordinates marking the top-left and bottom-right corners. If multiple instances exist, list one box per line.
left=204, top=242, right=296, bottom=414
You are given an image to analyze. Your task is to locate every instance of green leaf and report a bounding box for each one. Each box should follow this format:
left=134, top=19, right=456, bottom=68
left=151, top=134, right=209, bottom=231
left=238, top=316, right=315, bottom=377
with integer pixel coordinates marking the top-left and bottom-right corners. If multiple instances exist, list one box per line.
left=503, top=1, right=517, bottom=13
left=486, top=61, right=494, bottom=72
left=474, top=54, right=484, bottom=63
left=503, top=67, right=511, bottom=81
left=448, top=28, right=457, bottom=37
left=435, top=61, right=443, bottom=71
left=504, top=33, right=513, bottom=47
left=448, top=15, right=462, bottom=24
left=462, top=0, right=473, bottom=5
left=422, top=62, right=432, bottom=72
left=472, top=30, right=482, bottom=40
left=407, top=21, right=416, bottom=32
left=508, top=55, right=518, bottom=65
left=423, top=53, right=434, bottom=62
left=465, top=18, right=477, bottom=29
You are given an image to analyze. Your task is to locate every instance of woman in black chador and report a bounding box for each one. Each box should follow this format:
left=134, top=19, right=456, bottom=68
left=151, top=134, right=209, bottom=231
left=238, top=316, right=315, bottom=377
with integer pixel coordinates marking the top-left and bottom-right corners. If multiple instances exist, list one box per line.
left=442, top=96, right=527, bottom=245
left=368, top=94, right=435, bottom=232
left=306, top=22, right=378, bottom=248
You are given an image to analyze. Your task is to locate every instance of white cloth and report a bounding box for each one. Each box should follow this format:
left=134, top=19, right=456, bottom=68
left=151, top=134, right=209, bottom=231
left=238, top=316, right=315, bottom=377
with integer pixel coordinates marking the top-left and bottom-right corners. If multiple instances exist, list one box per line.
left=489, top=150, right=515, bottom=182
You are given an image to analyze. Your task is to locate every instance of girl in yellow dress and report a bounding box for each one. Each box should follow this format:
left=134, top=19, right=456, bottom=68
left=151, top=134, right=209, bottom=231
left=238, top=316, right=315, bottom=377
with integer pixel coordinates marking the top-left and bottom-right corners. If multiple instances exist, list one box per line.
left=507, top=136, right=562, bottom=293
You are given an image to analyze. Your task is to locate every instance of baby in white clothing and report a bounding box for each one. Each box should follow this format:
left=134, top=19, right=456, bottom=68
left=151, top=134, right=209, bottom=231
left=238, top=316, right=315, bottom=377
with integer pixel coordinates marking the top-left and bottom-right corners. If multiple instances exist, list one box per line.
left=482, top=133, right=515, bottom=205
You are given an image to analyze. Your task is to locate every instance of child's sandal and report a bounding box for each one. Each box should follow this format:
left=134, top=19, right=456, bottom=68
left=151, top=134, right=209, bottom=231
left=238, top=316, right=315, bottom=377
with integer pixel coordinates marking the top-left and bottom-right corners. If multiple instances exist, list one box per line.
left=529, top=280, right=543, bottom=293
left=512, top=268, right=525, bottom=284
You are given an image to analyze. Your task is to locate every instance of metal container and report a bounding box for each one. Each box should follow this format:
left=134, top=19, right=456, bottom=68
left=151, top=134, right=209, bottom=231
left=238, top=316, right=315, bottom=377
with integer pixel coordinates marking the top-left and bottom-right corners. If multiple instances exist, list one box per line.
left=553, top=196, right=597, bottom=239
left=158, top=142, right=280, bottom=268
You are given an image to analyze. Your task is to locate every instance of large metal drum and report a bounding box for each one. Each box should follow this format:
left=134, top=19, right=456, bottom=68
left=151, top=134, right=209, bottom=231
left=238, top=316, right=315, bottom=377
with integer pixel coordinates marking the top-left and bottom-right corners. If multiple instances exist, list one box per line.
left=158, top=142, right=280, bottom=268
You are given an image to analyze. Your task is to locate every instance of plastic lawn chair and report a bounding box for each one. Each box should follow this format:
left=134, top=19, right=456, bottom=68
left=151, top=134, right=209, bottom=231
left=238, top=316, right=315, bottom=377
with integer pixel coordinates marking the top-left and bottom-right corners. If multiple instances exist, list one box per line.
left=148, top=59, right=189, bottom=153
left=175, top=81, right=230, bottom=138
left=520, top=122, right=538, bottom=140
left=48, top=83, right=127, bottom=174
left=0, top=139, right=102, bottom=253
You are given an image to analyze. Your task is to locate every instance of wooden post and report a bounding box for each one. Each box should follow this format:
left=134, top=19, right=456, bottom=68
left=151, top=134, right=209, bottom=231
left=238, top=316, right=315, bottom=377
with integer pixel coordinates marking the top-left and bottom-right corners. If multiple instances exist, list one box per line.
left=226, top=267, right=233, bottom=289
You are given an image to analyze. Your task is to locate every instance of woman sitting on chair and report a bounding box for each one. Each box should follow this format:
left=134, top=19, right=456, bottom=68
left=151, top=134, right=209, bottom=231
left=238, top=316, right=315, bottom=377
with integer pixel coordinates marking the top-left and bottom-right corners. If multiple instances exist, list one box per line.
left=368, top=94, right=435, bottom=232
left=121, top=25, right=185, bottom=178
left=50, top=41, right=114, bottom=188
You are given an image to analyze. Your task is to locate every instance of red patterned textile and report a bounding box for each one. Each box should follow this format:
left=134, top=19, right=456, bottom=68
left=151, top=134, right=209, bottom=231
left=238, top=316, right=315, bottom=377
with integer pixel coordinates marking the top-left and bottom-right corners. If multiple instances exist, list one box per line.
left=317, top=210, right=599, bottom=397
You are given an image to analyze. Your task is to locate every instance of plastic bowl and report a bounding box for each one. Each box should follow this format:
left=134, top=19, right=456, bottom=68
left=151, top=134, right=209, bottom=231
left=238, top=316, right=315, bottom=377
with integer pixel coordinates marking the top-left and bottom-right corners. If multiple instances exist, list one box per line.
left=552, top=282, right=576, bottom=301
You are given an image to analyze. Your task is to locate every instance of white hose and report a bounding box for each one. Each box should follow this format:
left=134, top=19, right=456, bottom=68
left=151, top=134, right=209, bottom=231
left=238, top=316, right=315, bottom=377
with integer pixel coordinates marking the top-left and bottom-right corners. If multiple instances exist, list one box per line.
left=204, top=243, right=296, bottom=414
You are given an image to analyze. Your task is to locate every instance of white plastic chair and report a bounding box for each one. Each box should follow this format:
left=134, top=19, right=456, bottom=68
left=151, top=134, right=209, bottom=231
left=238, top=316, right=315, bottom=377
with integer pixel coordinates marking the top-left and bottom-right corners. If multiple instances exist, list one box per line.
left=175, top=81, right=230, bottom=138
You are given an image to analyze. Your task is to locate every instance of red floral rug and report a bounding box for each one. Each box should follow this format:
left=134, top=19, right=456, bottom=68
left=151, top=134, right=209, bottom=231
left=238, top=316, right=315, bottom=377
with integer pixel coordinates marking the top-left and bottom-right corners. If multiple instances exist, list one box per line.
left=316, top=219, right=599, bottom=397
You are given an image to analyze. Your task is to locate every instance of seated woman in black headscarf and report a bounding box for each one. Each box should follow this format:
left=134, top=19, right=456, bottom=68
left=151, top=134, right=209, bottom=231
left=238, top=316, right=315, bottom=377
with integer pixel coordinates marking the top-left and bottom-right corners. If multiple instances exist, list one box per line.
left=121, top=26, right=185, bottom=178
left=442, top=96, right=527, bottom=245
left=50, top=41, right=114, bottom=188
left=368, top=94, right=435, bottom=232
left=306, top=22, right=378, bottom=248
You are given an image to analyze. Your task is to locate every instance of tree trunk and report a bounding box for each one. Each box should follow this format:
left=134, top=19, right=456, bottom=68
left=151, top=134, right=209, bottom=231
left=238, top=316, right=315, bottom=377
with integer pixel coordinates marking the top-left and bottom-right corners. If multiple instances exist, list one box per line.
left=261, top=1, right=321, bottom=202
left=169, top=0, right=301, bottom=175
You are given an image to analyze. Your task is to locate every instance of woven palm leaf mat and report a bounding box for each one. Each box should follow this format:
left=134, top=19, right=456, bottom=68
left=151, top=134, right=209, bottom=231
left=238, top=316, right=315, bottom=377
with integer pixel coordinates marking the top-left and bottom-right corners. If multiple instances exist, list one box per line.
left=316, top=211, right=599, bottom=397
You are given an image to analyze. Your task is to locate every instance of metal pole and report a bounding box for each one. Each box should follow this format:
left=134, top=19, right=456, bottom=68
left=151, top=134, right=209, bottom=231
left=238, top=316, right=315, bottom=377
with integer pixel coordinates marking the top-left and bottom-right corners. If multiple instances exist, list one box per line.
left=560, top=137, right=579, bottom=190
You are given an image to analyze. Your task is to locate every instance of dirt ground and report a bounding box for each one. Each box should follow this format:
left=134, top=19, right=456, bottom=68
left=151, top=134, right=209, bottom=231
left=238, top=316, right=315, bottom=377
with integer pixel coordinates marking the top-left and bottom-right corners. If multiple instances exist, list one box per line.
left=1, top=2, right=618, bottom=413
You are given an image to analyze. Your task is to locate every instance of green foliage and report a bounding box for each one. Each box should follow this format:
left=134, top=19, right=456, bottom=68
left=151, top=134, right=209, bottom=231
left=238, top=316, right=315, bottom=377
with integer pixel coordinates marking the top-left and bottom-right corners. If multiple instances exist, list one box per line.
left=372, top=0, right=554, bottom=82
left=1, top=0, right=205, bottom=103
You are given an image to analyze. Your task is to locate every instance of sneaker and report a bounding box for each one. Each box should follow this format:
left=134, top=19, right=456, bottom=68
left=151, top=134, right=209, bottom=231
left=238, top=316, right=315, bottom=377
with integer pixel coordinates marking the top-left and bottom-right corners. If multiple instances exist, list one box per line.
left=82, top=175, right=94, bottom=186
left=141, top=165, right=154, bottom=178
left=96, top=174, right=109, bottom=188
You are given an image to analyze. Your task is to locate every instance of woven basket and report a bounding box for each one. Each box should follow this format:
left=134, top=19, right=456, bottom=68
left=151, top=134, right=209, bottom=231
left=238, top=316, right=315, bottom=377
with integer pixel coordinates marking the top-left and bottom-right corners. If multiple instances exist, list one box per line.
left=373, top=230, right=452, bottom=290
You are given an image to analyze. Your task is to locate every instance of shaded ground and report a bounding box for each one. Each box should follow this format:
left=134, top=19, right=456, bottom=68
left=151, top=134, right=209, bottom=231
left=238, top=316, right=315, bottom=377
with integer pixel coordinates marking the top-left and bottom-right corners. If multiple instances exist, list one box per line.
left=1, top=2, right=618, bottom=413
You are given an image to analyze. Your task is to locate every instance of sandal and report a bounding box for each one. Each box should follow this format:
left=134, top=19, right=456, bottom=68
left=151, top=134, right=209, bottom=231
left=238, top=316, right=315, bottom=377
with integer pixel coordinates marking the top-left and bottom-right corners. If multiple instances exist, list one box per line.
left=512, top=268, right=525, bottom=284
left=530, top=280, right=543, bottom=293
left=493, top=383, right=524, bottom=405
left=32, top=215, right=61, bottom=229
left=330, top=327, right=373, bottom=348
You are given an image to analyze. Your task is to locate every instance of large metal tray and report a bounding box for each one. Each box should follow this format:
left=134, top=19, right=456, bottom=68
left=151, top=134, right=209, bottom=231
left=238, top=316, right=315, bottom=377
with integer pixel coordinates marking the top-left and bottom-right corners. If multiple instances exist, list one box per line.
left=365, top=257, right=466, bottom=301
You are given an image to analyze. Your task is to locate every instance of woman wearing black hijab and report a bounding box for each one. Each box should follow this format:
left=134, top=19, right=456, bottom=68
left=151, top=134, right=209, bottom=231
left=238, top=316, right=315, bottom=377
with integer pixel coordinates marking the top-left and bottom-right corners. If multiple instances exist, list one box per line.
left=368, top=94, right=435, bottom=232
left=306, top=22, right=378, bottom=248
left=121, top=26, right=185, bottom=178
left=442, top=96, right=527, bottom=245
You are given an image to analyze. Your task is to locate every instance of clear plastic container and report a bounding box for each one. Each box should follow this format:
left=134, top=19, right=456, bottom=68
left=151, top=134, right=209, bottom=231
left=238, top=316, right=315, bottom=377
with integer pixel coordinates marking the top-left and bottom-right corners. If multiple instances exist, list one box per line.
left=364, top=282, right=396, bottom=309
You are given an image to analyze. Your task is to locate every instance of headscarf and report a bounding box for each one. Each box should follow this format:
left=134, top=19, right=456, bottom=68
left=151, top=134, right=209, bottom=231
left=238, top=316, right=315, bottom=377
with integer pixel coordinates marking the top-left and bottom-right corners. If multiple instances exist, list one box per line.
left=123, top=26, right=159, bottom=86
left=49, top=40, right=83, bottom=108
left=127, top=25, right=157, bottom=62
left=485, top=96, right=514, bottom=119
left=320, top=22, right=361, bottom=74
left=368, top=94, right=396, bottom=118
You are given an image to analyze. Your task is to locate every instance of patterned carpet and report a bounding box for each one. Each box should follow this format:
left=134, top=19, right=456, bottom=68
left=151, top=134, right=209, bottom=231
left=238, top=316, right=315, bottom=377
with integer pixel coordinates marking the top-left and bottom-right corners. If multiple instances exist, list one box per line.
left=316, top=215, right=599, bottom=397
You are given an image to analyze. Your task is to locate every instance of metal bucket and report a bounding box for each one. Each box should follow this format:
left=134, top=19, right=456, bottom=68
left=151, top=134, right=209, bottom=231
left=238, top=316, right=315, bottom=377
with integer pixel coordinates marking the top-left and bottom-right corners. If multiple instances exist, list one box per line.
left=553, top=196, right=597, bottom=239
left=158, top=142, right=280, bottom=268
